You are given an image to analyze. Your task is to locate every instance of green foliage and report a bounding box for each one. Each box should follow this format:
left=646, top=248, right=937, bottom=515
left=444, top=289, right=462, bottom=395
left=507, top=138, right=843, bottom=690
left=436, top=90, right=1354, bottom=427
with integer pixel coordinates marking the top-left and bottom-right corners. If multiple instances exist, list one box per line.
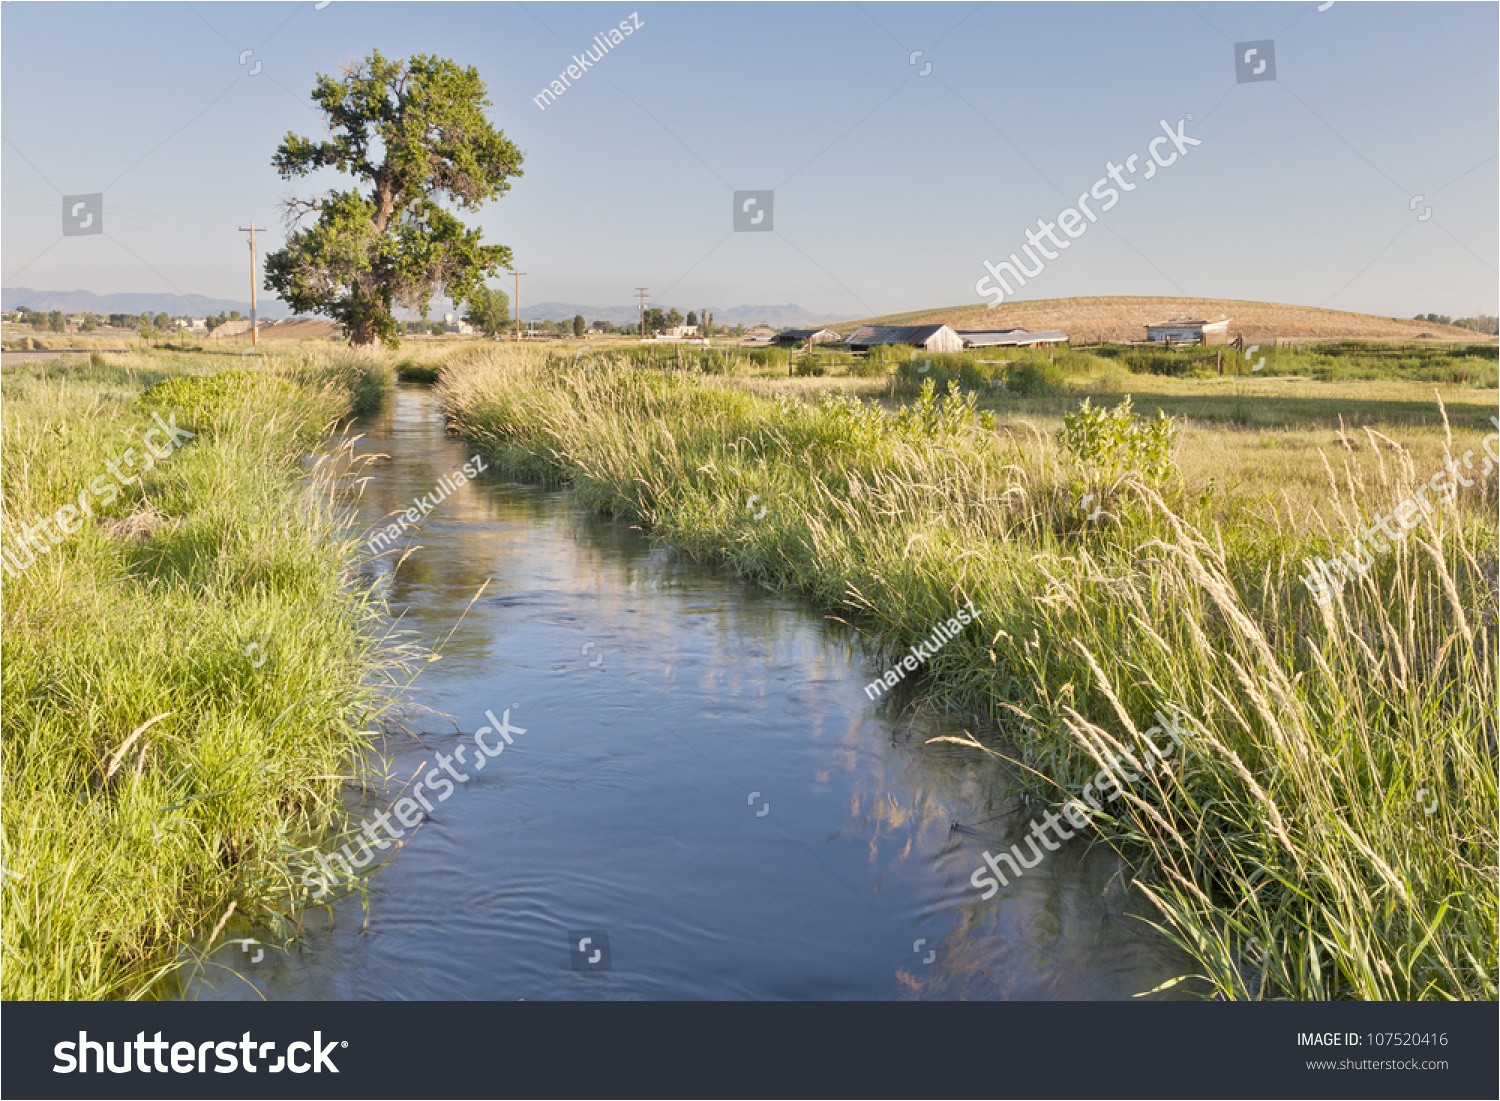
left=1093, top=340, right=1498, bottom=387
left=1059, top=396, right=1177, bottom=484
left=2, top=353, right=397, bottom=998
left=141, top=372, right=302, bottom=437
left=395, top=359, right=442, bottom=383
left=265, top=50, right=524, bottom=346
left=437, top=348, right=1497, bottom=1001
left=1005, top=359, right=1066, bottom=395
left=890, top=377, right=995, bottom=436
left=463, top=284, right=512, bottom=337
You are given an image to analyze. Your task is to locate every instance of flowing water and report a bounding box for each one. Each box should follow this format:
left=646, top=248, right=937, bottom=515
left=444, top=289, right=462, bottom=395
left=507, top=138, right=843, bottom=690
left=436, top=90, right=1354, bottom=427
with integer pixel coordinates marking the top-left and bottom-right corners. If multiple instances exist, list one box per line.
left=184, top=387, right=1190, bottom=1001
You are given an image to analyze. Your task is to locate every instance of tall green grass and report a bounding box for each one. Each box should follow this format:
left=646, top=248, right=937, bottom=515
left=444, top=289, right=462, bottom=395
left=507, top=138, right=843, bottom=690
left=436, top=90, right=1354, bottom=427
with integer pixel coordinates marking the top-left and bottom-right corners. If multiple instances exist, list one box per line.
left=1090, top=341, right=1498, bottom=386
left=1, top=350, right=398, bottom=999
left=437, top=347, right=1497, bottom=1000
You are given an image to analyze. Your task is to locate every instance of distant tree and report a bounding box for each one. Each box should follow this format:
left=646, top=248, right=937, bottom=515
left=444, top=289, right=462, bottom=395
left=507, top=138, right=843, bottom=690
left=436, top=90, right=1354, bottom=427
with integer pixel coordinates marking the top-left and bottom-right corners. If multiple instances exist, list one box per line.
left=643, top=307, right=666, bottom=334
left=46, top=310, right=65, bottom=333
left=80, top=314, right=98, bottom=332
left=572, top=314, right=586, bottom=338
left=153, top=312, right=172, bottom=332
left=429, top=321, right=445, bottom=336
left=229, top=310, right=242, bottom=321
left=1454, top=314, right=1499, bottom=335
left=464, top=284, right=512, bottom=337
left=685, top=311, right=697, bottom=327
left=665, top=307, right=684, bottom=329
left=733, top=323, right=744, bottom=337
left=265, top=50, right=524, bottom=347
left=701, top=308, right=712, bottom=337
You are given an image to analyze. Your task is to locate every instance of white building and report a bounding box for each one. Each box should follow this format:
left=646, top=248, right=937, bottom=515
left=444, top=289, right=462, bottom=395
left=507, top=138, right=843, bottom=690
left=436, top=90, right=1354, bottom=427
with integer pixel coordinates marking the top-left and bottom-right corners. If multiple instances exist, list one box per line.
left=1145, top=317, right=1231, bottom=345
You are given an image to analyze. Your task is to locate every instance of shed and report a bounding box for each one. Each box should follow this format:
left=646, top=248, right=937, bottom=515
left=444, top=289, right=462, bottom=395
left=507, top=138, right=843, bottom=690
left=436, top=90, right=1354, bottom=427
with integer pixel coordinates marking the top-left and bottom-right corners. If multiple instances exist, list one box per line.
left=772, top=327, right=842, bottom=348
left=958, top=328, right=1069, bottom=348
left=845, top=324, right=966, bottom=353
left=1145, top=317, right=1231, bottom=345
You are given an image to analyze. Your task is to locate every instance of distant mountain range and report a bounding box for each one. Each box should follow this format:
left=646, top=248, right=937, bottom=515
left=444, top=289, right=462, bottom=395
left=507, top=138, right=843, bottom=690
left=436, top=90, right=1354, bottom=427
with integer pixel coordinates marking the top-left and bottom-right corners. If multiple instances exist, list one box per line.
left=4, top=288, right=853, bottom=330
left=520, top=301, right=856, bottom=328
left=2, top=287, right=293, bottom=318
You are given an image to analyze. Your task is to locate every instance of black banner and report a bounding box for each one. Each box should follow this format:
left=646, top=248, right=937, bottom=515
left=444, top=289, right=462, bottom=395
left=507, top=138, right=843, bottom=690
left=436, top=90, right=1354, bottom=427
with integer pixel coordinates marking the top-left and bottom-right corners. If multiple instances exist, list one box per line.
left=3, top=1000, right=1496, bottom=1099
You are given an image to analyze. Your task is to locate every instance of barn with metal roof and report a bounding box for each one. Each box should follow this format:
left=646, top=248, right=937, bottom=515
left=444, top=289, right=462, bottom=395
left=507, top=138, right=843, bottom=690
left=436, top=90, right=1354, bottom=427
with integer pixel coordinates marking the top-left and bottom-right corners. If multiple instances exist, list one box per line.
left=772, top=327, right=843, bottom=347
left=844, top=324, right=966, bottom=353
left=957, top=328, right=1069, bottom=348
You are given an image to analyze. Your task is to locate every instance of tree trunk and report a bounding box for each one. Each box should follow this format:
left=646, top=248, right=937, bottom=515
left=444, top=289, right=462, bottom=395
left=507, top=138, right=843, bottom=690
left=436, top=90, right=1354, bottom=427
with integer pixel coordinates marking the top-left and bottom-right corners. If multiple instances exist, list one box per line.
left=349, top=317, right=376, bottom=346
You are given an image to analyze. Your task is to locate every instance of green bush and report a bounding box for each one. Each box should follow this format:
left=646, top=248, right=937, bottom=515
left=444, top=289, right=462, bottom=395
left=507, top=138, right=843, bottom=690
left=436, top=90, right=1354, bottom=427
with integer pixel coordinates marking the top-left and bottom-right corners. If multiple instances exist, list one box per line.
left=395, top=359, right=441, bottom=383
left=140, top=372, right=302, bottom=435
left=1058, top=395, right=1177, bottom=484
left=1005, top=359, right=1066, bottom=395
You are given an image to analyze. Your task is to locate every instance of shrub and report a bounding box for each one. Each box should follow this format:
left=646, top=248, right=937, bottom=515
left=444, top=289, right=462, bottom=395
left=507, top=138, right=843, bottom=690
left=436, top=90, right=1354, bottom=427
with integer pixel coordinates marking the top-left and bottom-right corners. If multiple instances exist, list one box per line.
left=1005, top=359, right=1066, bottom=395
left=1058, top=395, right=1177, bottom=484
left=395, top=359, right=441, bottom=383
left=140, top=371, right=302, bottom=434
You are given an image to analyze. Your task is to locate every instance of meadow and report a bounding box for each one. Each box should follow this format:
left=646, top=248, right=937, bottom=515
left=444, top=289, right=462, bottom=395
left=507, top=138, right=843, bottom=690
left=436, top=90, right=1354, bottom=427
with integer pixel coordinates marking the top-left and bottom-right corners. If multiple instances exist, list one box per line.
left=0, top=346, right=400, bottom=999
left=436, top=342, right=1497, bottom=1001
left=3, top=334, right=1494, bottom=1002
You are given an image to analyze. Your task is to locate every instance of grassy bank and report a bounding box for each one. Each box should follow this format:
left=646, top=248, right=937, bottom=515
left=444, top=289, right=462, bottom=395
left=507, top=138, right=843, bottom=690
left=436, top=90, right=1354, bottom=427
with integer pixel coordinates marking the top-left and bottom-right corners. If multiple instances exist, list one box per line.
left=1, top=348, right=396, bottom=999
left=437, top=345, right=1497, bottom=1001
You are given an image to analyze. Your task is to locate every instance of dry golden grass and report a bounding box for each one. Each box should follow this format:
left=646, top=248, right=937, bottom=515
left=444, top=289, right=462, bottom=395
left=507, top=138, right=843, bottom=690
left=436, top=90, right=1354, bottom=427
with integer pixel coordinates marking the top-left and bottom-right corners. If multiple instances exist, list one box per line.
left=842, top=295, right=1489, bottom=344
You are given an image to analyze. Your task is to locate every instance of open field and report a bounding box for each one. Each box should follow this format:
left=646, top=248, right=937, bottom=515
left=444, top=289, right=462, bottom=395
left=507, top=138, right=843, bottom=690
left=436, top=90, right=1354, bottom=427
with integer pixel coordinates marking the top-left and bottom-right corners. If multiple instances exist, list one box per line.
left=0, top=347, right=400, bottom=999
left=840, top=295, right=1491, bottom=344
left=436, top=343, right=1497, bottom=1001
left=4, top=336, right=1495, bottom=1002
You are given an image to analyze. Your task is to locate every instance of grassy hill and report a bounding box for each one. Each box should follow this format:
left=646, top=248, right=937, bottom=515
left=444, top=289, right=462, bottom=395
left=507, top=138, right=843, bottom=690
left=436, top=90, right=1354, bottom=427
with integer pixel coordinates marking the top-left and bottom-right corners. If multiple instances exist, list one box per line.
left=834, top=296, right=1486, bottom=344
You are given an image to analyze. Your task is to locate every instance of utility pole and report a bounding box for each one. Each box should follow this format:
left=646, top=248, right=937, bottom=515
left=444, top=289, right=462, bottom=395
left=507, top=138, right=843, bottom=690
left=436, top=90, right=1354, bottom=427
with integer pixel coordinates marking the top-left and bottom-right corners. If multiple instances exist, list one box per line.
left=510, top=270, right=527, bottom=340
left=237, top=223, right=259, bottom=347
left=635, top=287, right=649, bottom=338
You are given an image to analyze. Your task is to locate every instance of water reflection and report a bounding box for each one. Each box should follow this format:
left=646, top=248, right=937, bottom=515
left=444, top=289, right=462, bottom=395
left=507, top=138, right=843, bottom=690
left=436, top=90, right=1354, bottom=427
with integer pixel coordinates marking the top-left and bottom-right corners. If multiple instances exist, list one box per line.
left=181, top=388, right=1191, bottom=1001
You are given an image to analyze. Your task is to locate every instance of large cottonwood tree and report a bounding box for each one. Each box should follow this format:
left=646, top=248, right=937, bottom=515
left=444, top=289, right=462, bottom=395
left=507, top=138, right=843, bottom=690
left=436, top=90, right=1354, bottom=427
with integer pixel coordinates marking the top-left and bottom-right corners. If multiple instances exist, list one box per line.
left=265, top=51, right=523, bottom=346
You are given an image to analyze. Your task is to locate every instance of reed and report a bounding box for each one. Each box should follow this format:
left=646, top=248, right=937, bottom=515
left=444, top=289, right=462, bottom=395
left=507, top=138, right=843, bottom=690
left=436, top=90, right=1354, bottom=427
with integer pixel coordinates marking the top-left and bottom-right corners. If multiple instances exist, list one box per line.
left=436, top=346, right=1497, bottom=1000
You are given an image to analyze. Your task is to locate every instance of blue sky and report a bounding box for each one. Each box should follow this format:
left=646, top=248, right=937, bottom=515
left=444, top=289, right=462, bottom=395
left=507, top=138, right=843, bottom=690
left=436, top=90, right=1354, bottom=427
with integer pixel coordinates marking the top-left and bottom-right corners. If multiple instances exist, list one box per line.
left=2, top=1, right=1496, bottom=319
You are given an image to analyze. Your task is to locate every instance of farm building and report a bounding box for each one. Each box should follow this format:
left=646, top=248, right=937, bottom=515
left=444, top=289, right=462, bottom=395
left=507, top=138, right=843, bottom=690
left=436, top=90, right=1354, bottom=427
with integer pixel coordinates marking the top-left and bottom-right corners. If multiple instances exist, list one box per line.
left=845, top=324, right=966, bottom=353
left=772, top=327, right=842, bottom=348
left=1145, top=316, right=1231, bottom=345
left=957, top=328, right=1069, bottom=348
